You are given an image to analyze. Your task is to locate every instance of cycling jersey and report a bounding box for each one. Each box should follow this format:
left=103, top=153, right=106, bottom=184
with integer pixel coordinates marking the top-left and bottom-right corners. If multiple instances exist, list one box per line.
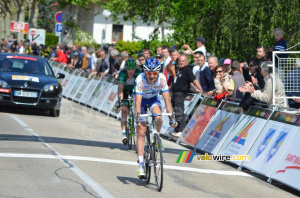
left=134, top=73, right=169, bottom=99
left=118, top=69, right=141, bottom=92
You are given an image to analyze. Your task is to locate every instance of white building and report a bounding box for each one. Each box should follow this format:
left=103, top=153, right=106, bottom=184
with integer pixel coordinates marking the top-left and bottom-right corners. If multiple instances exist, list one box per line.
left=77, top=6, right=173, bottom=44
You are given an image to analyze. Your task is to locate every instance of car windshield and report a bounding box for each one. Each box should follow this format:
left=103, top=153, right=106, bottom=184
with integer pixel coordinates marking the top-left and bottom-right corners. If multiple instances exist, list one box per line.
left=0, top=55, right=54, bottom=76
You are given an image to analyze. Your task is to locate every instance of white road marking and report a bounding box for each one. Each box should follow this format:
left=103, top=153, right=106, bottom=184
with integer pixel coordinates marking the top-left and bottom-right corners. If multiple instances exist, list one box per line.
left=9, top=115, right=114, bottom=198
left=9, top=115, right=29, bottom=128
left=0, top=153, right=252, bottom=177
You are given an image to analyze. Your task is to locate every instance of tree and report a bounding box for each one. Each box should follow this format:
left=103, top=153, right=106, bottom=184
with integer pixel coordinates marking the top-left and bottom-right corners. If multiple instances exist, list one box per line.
left=57, top=0, right=105, bottom=44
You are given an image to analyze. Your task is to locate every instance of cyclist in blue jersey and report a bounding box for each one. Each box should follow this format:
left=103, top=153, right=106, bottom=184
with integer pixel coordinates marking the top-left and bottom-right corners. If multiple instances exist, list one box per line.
left=134, top=58, right=177, bottom=178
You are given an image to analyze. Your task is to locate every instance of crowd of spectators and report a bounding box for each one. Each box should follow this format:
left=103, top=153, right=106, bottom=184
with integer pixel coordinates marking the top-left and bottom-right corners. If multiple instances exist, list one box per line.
left=1, top=27, right=299, bottom=119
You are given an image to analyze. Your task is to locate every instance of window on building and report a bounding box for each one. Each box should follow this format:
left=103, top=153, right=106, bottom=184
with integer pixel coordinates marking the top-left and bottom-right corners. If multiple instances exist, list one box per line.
left=112, top=25, right=123, bottom=43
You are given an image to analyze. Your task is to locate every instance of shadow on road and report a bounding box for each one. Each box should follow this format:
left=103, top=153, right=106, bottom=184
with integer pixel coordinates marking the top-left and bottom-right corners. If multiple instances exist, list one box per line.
left=0, top=134, right=187, bottom=155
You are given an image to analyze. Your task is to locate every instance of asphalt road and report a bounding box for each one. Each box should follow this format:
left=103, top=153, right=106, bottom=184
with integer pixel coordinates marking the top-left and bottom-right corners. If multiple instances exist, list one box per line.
left=0, top=99, right=299, bottom=198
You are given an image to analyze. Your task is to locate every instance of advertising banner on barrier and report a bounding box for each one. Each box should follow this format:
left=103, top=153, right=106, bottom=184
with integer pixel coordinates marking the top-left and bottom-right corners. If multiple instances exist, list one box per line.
left=180, top=97, right=218, bottom=146
left=73, top=78, right=89, bottom=102
left=61, top=68, right=75, bottom=93
left=271, top=125, right=300, bottom=191
left=195, top=102, right=241, bottom=155
left=68, top=73, right=85, bottom=99
left=242, top=111, right=300, bottom=177
left=218, top=106, right=273, bottom=165
left=184, top=93, right=201, bottom=117
left=80, top=78, right=100, bottom=105
left=92, top=77, right=115, bottom=110
left=63, top=70, right=81, bottom=97
left=86, top=76, right=108, bottom=107
left=101, top=84, right=118, bottom=114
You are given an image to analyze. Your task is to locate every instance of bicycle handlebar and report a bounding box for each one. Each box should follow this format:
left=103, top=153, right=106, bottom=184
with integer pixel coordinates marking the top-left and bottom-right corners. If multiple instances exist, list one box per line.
left=139, top=113, right=172, bottom=117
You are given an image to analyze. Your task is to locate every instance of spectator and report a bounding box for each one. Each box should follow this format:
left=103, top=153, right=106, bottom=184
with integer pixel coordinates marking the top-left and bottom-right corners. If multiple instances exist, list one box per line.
left=81, top=46, right=89, bottom=70
left=39, top=44, right=50, bottom=58
left=143, top=48, right=151, bottom=59
left=68, top=51, right=82, bottom=69
left=208, top=56, right=218, bottom=72
left=49, top=46, right=57, bottom=58
left=292, top=98, right=300, bottom=114
left=119, top=51, right=129, bottom=70
left=162, top=46, right=172, bottom=74
left=170, top=55, right=202, bottom=137
left=170, top=49, right=180, bottom=68
left=183, top=37, right=206, bottom=56
left=107, top=49, right=119, bottom=75
left=51, top=44, right=67, bottom=64
left=231, top=60, right=245, bottom=100
left=243, top=58, right=265, bottom=90
left=223, top=58, right=233, bottom=75
left=18, top=42, right=25, bottom=54
left=156, top=53, right=165, bottom=73
left=197, top=53, right=212, bottom=93
left=192, top=51, right=204, bottom=75
left=239, top=61, right=285, bottom=106
left=156, top=46, right=163, bottom=54
left=97, top=49, right=110, bottom=75
left=256, top=45, right=267, bottom=66
left=208, top=56, right=218, bottom=90
left=137, top=54, right=145, bottom=70
left=208, top=65, right=234, bottom=100
left=166, top=63, right=176, bottom=88
left=272, top=28, right=288, bottom=67
left=285, top=59, right=300, bottom=109
left=10, top=43, right=17, bottom=53
left=89, top=47, right=97, bottom=72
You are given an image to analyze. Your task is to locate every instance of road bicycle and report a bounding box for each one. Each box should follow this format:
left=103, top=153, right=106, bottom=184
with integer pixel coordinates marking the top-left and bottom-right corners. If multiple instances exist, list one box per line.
left=137, top=112, right=172, bottom=192
left=122, top=94, right=136, bottom=151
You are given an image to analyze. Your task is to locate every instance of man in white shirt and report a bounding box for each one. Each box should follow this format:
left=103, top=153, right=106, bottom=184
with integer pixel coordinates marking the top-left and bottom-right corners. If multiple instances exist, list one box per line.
left=162, top=46, right=172, bottom=74
left=18, top=42, right=25, bottom=54
left=183, top=37, right=206, bottom=57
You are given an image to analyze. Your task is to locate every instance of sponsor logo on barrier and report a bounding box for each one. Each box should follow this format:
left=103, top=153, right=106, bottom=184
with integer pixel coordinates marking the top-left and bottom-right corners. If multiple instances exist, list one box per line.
left=208, top=114, right=231, bottom=138
left=232, top=120, right=256, bottom=146
left=255, top=128, right=277, bottom=159
left=276, top=153, right=300, bottom=174
left=266, top=131, right=287, bottom=163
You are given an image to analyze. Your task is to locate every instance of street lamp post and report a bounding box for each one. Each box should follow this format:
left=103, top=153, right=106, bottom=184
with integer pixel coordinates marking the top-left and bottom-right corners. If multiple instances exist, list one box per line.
left=102, top=9, right=112, bottom=47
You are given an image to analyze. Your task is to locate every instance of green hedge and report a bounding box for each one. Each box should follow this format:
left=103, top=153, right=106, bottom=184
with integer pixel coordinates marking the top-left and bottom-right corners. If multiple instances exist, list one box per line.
left=46, top=33, right=58, bottom=47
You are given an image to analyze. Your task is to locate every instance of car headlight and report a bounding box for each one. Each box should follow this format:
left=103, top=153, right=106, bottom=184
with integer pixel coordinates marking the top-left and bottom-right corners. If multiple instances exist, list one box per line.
left=43, top=84, right=59, bottom=92
left=0, top=80, right=10, bottom=88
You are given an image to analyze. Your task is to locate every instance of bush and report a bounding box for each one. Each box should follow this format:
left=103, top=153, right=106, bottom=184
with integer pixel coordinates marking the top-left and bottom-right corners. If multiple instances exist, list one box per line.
left=75, top=29, right=97, bottom=43
left=46, top=33, right=59, bottom=47
left=75, top=41, right=100, bottom=50
left=116, top=41, right=142, bottom=58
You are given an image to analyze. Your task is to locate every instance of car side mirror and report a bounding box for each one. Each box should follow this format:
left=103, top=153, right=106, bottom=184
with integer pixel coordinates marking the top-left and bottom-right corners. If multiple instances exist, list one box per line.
left=56, top=73, right=65, bottom=79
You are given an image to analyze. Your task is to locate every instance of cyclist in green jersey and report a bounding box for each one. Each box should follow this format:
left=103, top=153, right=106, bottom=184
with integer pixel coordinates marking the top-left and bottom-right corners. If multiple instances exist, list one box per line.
left=118, top=58, right=142, bottom=145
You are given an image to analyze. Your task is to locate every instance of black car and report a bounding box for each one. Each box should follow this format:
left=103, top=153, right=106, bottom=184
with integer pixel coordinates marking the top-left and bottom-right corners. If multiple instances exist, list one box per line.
left=0, top=53, right=65, bottom=117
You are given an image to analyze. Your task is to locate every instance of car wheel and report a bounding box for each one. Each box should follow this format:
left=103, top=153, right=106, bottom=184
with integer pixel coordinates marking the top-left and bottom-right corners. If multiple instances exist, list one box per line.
left=49, top=109, right=60, bottom=117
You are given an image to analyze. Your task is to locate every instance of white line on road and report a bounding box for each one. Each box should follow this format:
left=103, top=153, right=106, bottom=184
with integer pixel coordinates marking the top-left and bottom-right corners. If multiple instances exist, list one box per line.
left=9, top=115, right=114, bottom=198
left=0, top=153, right=252, bottom=177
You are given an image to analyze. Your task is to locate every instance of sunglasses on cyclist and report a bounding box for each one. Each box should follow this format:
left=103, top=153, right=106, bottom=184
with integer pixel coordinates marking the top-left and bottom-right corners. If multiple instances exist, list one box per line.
left=216, top=70, right=223, bottom=73
left=146, top=71, right=159, bottom=76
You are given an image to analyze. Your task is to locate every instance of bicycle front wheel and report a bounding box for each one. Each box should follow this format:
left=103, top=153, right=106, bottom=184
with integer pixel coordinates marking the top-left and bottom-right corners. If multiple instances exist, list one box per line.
left=153, top=134, right=163, bottom=192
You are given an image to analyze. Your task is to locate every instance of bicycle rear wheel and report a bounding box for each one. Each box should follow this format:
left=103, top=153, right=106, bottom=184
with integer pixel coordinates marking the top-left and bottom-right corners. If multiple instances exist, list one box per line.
left=125, top=127, right=131, bottom=149
left=153, top=134, right=163, bottom=192
left=127, top=129, right=132, bottom=150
